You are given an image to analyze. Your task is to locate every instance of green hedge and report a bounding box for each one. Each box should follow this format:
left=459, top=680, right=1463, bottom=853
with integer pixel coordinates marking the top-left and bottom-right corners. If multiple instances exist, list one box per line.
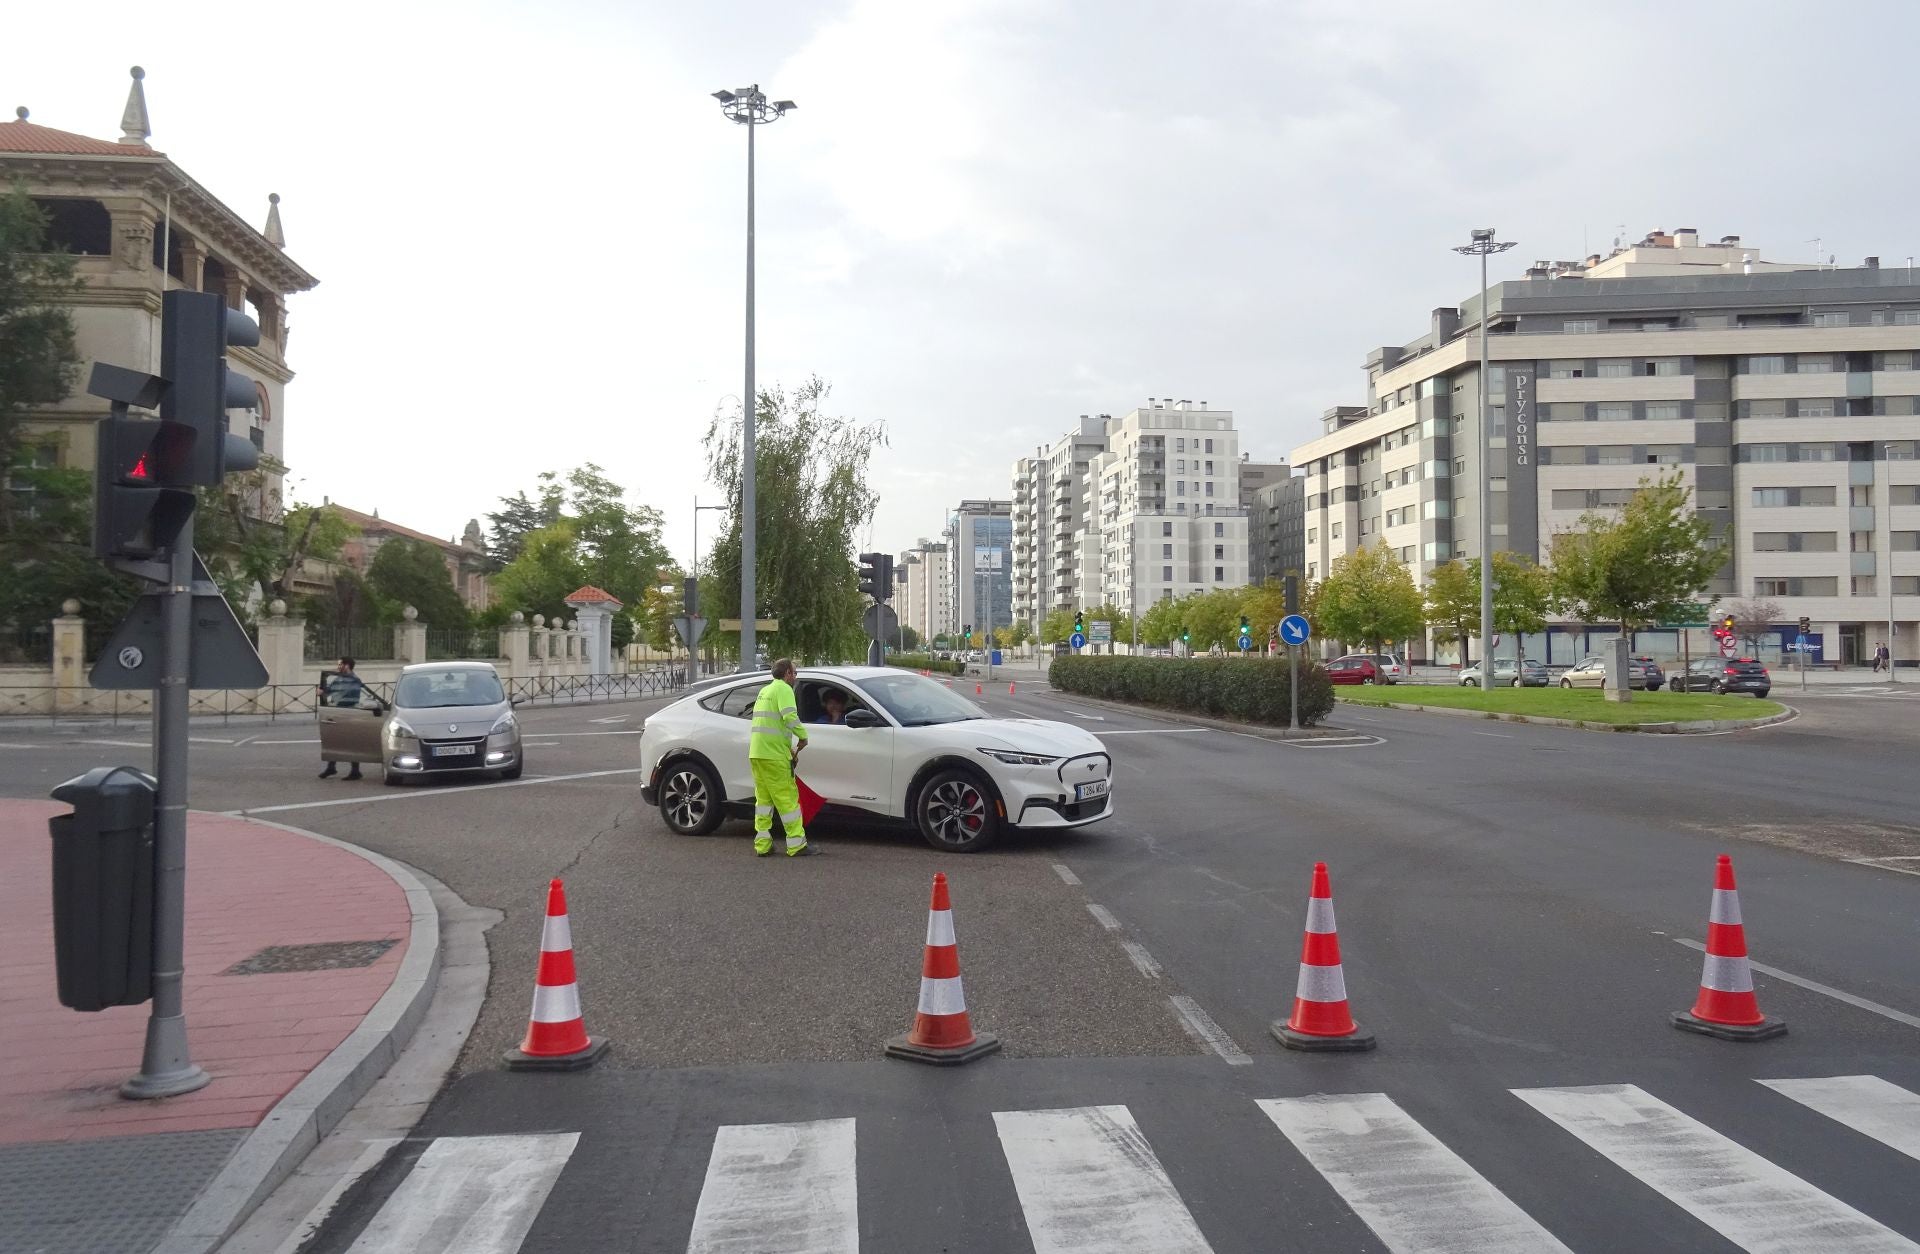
left=1048, top=655, right=1336, bottom=727
left=888, top=652, right=966, bottom=675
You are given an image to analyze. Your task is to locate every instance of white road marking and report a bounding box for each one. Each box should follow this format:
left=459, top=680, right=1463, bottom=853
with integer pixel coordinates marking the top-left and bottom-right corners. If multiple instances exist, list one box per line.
left=189, top=736, right=234, bottom=744
left=253, top=738, right=320, bottom=744
left=1168, top=995, right=1251, bottom=1066
left=1060, top=707, right=1107, bottom=721
left=522, top=740, right=561, bottom=747
left=1846, top=856, right=1920, bottom=878
left=0, top=742, right=40, bottom=749
left=1121, top=940, right=1163, bottom=979
left=1674, top=938, right=1920, bottom=1030
left=224, top=768, right=642, bottom=815
left=515, top=729, right=643, bottom=738
left=78, top=738, right=150, bottom=748
left=1260, top=1092, right=1572, bottom=1254
left=1086, top=903, right=1122, bottom=931
left=344, top=1132, right=577, bottom=1254
left=1513, top=1083, right=1918, bottom=1254
left=1470, top=730, right=1513, bottom=738
left=1758, top=1076, right=1920, bottom=1162
left=994, top=1106, right=1215, bottom=1254
left=1051, top=863, right=1082, bottom=886
left=587, top=714, right=629, bottom=724
left=270, top=1137, right=401, bottom=1254
left=1097, top=728, right=1210, bottom=736
left=686, top=1118, right=858, bottom=1254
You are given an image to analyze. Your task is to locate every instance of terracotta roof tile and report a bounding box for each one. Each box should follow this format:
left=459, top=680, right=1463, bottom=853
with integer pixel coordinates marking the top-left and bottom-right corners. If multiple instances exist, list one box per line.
left=564, top=586, right=623, bottom=607
left=0, top=118, right=161, bottom=158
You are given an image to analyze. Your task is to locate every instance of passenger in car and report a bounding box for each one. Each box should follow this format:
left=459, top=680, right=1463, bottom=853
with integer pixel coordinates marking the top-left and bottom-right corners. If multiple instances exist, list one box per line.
left=811, top=689, right=849, bottom=725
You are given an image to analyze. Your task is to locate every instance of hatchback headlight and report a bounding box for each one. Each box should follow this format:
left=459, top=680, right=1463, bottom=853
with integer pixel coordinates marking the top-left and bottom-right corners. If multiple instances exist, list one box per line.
left=977, top=747, right=1061, bottom=766
left=490, top=711, right=516, bottom=735
left=387, top=718, right=418, bottom=742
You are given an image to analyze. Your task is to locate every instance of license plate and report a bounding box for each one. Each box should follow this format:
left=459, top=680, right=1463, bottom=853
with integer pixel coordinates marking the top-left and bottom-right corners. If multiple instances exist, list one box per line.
left=432, top=744, right=476, bottom=756
left=1075, top=779, right=1110, bottom=801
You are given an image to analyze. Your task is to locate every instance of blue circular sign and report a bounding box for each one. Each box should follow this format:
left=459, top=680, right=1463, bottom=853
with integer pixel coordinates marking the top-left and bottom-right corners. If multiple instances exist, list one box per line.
left=1238, top=634, right=1252, bottom=651
left=1279, top=614, right=1311, bottom=646
left=1069, top=631, right=1086, bottom=649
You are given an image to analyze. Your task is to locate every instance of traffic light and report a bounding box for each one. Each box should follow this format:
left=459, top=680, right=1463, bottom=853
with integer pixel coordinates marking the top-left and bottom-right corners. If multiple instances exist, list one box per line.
left=963, top=624, right=973, bottom=644
left=875, top=553, right=895, bottom=601
left=93, top=408, right=190, bottom=560
left=1182, top=628, right=1191, bottom=645
left=857, top=553, right=883, bottom=599
left=1798, top=616, right=1811, bottom=635
left=1239, top=615, right=1250, bottom=638
left=1074, top=610, right=1084, bottom=637
left=1722, top=615, right=1736, bottom=636
left=157, top=290, right=263, bottom=486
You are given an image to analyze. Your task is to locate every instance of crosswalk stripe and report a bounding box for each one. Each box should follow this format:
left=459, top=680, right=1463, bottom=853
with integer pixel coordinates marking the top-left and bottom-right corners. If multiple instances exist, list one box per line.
left=344, top=1132, right=578, bottom=1254
left=1259, top=1092, right=1572, bottom=1253
left=1758, top=1075, right=1920, bottom=1163
left=685, top=1117, right=858, bottom=1254
left=1513, top=1083, right=1920, bottom=1254
left=994, top=1105, right=1215, bottom=1253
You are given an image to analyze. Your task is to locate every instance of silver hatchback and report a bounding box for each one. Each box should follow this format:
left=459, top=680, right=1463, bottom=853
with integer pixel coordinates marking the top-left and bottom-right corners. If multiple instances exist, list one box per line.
left=317, top=661, right=523, bottom=784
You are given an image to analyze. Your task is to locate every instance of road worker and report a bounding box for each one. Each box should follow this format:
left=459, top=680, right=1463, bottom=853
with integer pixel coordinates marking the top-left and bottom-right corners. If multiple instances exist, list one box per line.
left=749, top=658, right=814, bottom=857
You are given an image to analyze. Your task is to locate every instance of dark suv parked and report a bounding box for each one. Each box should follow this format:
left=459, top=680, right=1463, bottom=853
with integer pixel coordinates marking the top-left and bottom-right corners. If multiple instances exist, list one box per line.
left=1669, top=657, right=1771, bottom=697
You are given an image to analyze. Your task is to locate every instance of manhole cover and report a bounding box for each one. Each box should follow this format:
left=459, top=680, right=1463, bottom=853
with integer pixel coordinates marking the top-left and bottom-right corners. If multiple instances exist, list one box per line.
left=223, top=939, right=399, bottom=975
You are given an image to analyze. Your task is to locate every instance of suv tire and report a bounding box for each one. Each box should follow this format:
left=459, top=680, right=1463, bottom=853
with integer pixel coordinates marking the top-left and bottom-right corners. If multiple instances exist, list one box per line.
left=914, top=767, right=1001, bottom=853
left=659, top=758, right=724, bottom=836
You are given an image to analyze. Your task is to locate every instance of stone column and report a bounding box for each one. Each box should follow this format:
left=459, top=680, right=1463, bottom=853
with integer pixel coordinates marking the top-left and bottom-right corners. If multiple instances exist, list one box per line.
left=567, top=605, right=613, bottom=677
left=177, top=239, right=208, bottom=291
left=253, top=600, right=310, bottom=711
left=500, top=612, right=529, bottom=678
left=52, top=600, right=86, bottom=714
left=530, top=616, right=551, bottom=676
left=223, top=271, right=248, bottom=311
left=394, top=606, right=427, bottom=663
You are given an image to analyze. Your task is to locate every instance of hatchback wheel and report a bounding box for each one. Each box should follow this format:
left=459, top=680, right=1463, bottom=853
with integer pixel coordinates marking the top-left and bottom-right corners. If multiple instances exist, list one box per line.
left=915, top=768, right=1001, bottom=853
left=660, top=759, right=723, bottom=835
left=1559, top=678, right=1573, bottom=688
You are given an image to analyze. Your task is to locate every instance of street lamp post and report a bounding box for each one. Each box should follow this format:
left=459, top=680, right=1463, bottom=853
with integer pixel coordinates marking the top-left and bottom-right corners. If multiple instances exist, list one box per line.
left=691, top=498, right=728, bottom=677
left=714, top=85, right=795, bottom=672
left=1887, top=441, right=1899, bottom=684
left=1454, top=227, right=1517, bottom=691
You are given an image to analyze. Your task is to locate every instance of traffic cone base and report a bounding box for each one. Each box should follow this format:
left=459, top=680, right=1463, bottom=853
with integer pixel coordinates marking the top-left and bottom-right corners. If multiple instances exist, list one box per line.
left=1669, top=1010, right=1786, bottom=1042
left=885, top=1028, right=1002, bottom=1065
left=886, top=872, right=1001, bottom=1066
left=1272, top=1020, right=1376, bottom=1052
left=1672, top=854, right=1785, bottom=1043
left=504, top=1035, right=611, bottom=1071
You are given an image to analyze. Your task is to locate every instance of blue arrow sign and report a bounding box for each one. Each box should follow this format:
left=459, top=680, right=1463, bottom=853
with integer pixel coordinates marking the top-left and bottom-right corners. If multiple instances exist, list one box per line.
left=1069, top=631, right=1086, bottom=649
left=1238, top=633, right=1252, bottom=651
left=1279, top=614, right=1311, bottom=646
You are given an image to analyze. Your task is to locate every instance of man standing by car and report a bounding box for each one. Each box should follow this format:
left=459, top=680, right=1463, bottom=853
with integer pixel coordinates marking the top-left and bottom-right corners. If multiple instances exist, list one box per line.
left=317, top=657, right=366, bottom=781
left=750, top=658, right=813, bottom=857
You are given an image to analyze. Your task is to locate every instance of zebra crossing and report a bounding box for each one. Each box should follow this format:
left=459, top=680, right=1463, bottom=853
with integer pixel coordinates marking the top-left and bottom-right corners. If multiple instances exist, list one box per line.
left=323, top=1073, right=1920, bottom=1253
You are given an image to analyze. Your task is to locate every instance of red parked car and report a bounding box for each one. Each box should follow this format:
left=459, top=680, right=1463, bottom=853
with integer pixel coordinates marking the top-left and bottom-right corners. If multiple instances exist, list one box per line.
left=1325, top=657, right=1382, bottom=685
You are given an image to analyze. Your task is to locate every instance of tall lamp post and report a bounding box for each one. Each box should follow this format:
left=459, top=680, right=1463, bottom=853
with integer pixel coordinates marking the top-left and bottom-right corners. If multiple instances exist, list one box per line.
left=690, top=498, right=729, bottom=675
left=1454, top=227, right=1517, bottom=690
left=714, top=85, right=795, bottom=672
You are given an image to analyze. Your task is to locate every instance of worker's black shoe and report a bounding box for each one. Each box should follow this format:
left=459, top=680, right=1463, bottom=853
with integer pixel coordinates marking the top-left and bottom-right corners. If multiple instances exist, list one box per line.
left=319, top=764, right=337, bottom=779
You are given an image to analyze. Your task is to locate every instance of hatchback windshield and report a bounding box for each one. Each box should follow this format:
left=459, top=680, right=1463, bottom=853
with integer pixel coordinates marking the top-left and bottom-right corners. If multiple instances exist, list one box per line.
left=395, top=670, right=505, bottom=708
left=852, top=673, right=987, bottom=726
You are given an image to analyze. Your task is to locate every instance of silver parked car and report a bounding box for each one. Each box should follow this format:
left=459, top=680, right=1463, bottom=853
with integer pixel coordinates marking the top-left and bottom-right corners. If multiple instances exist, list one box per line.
left=1459, top=658, right=1550, bottom=687
left=317, top=661, right=523, bottom=784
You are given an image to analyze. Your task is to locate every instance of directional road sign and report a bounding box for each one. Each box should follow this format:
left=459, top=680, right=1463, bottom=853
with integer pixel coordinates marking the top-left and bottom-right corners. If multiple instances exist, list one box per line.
left=1238, top=633, right=1252, bottom=651
left=1089, top=620, right=1111, bottom=644
left=1069, top=631, right=1086, bottom=649
left=673, top=615, right=708, bottom=649
left=862, top=602, right=899, bottom=641
left=1278, top=614, right=1311, bottom=647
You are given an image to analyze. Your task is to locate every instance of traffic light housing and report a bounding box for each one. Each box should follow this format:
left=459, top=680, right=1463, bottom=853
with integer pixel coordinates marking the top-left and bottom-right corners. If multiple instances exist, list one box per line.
left=92, top=412, right=191, bottom=560
left=1723, top=615, right=1736, bottom=636
left=1798, top=616, right=1811, bottom=635
left=1239, top=615, right=1251, bottom=638
left=876, top=553, right=894, bottom=601
left=963, top=624, right=972, bottom=644
left=158, top=290, right=263, bottom=486
left=857, top=553, right=882, bottom=599
left=1074, top=610, right=1084, bottom=637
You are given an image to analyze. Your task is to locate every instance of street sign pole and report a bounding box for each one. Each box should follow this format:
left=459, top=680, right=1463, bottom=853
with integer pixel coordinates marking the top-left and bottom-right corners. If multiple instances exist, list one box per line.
left=1290, top=643, right=1299, bottom=733
left=123, top=512, right=208, bottom=1099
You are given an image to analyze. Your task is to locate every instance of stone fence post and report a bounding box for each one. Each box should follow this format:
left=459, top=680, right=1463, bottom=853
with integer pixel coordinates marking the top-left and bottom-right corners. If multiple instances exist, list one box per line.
left=253, top=600, right=310, bottom=711
left=530, top=616, right=551, bottom=676
left=52, top=600, right=86, bottom=714
left=500, top=612, right=529, bottom=678
left=394, top=606, right=427, bottom=664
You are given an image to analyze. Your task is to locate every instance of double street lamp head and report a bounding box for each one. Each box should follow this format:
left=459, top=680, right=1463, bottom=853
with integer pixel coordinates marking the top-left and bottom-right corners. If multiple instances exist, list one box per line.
left=1454, top=227, right=1517, bottom=258
left=713, top=85, right=797, bottom=125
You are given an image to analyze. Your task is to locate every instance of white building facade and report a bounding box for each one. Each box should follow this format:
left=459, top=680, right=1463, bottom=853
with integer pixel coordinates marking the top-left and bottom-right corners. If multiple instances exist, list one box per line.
left=898, top=541, right=950, bottom=645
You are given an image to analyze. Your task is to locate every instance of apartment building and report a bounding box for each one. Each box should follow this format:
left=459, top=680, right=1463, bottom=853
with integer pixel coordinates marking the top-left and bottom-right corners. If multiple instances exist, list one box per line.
left=1248, top=469, right=1307, bottom=587
left=1292, top=229, right=1920, bottom=667
left=947, top=501, right=1012, bottom=639
left=898, top=540, right=950, bottom=645
left=1010, top=416, right=1108, bottom=635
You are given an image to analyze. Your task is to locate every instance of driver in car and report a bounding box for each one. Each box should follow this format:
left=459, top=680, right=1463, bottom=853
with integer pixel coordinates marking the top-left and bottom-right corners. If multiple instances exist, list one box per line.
left=812, top=689, right=849, bottom=725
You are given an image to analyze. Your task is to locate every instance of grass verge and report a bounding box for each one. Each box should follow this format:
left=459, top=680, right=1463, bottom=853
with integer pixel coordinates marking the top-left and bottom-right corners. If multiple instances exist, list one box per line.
left=1337, top=684, right=1784, bottom=725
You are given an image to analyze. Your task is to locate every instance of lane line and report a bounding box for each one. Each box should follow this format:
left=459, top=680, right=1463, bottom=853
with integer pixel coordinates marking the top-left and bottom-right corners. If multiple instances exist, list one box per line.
left=344, top=1131, right=577, bottom=1254
left=270, top=1136, right=402, bottom=1254
left=1847, top=857, right=1920, bottom=879
left=1674, top=939, right=1920, bottom=1030
left=994, top=1106, right=1215, bottom=1254
left=1097, top=728, right=1211, bottom=736
left=1121, top=940, right=1163, bottom=979
left=78, top=738, right=150, bottom=748
left=189, top=736, right=235, bottom=744
left=1168, top=995, right=1251, bottom=1065
left=1513, top=1083, right=1918, bottom=1254
left=1758, top=1076, right=1920, bottom=1163
left=1086, top=904, right=1122, bottom=931
left=1051, top=863, right=1082, bottom=886
left=1260, top=1092, right=1572, bottom=1254
left=686, top=1118, right=858, bottom=1254
left=253, top=737, right=320, bottom=744
left=223, top=768, right=642, bottom=815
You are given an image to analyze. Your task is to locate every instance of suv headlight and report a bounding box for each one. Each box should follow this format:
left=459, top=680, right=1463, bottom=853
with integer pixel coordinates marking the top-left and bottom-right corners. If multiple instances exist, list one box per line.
left=490, top=711, right=516, bottom=735
left=977, top=747, right=1061, bottom=766
left=386, top=718, right=418, bottom=743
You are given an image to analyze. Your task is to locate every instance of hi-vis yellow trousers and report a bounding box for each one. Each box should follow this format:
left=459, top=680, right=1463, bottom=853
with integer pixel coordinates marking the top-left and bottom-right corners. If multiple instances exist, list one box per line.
left=751, top=758, right=807, bottom=855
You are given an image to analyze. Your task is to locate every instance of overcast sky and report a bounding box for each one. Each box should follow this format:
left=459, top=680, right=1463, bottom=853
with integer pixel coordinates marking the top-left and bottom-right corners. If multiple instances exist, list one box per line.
left=13, top=0, right=1920, bottom=568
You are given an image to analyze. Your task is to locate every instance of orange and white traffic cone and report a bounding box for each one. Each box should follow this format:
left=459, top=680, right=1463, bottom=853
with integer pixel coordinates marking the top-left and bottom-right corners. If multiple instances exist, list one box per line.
left=504, top=879, right=610, bottom=1070
left=1272, top=862, right=1376, bottom=1052
left=1008, top=682, right=1016, bottom=695
left=886, top=873, right=1001, bottom=1065
left=1672, top=854, right=1786, bottom=1040
left=976, top=683, right=983, bottom=695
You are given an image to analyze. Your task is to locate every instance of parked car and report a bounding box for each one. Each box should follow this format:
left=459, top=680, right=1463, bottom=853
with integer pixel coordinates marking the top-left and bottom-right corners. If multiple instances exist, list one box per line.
left=1335, top=653, right=1401, bottom=684
left=639, top=666, right=1112, bottom=852
left=1325, top=657, right=1382, bottom=685
left=1669, top=657, right=1772, bottom=697
left=1559, top=655, right=1663, bottom=690
left=318, top=661, right=524, bottom=784
left=1459, top=658, right=1550, bottom=687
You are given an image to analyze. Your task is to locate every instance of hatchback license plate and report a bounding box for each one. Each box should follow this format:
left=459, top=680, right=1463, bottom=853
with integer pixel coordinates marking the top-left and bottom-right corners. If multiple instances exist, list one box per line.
left=432, top=744, right=476, bottom=756
left=1076, top=779, right=1110, bottom=800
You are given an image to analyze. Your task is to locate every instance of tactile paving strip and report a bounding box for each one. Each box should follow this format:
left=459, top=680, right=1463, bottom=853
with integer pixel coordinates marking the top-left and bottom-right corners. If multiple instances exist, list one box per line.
left=0, top=1127, right=244, bottom=1254
left=223, top=937, right=399, bottom=974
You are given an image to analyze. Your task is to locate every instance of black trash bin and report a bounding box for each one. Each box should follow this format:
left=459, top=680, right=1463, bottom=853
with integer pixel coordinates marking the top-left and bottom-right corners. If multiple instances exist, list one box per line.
left=49, top=765, right=157, bottom=1011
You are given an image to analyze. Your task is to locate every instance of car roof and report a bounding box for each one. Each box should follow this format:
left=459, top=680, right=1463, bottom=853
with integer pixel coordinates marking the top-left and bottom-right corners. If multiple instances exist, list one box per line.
left=398, top=661, right=498, bottom=674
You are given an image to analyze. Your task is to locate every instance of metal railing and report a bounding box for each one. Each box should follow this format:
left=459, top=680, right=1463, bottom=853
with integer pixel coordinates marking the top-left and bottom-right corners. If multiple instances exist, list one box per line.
left=0, top=624, right=51, bottom=665
left=304, top=624, right=396, bottom=661
left=427, top=628, right=500, bottom=660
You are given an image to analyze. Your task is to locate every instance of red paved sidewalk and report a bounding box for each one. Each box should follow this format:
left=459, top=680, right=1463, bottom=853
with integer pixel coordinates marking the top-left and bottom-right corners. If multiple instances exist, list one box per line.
left=0, top=800, right=410, bottom=1145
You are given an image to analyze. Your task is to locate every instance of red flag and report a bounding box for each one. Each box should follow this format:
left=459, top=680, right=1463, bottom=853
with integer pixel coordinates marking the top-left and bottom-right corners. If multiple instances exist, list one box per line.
left=796, top=774, right=825, bottom=825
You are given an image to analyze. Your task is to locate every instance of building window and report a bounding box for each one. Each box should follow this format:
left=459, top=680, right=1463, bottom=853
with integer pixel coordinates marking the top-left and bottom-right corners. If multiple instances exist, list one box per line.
left=1213, top=522, right=1224, bottom=537
left=1163, top=565, right=1173, bottom=581
left=1896, top=486, right=1920, bottom=506
left=1204, top=439, right=1214, bottom=453
left=1645, top=402, right=1681, bottom=421
left=1813, top=311, right=1850, bottom=328
left=1308, top=563, right=1318, bottom=579
left=1598, top=359, right=1632, bottom=378
left=1647, top=445, right=1684, bottom=465
left=1307, top=528, right=1318, bottom=542
left=1175, top=458, right=1185, bottom=472
left=1852, top=484, right=1873, bottom=507
left=1177, top=482, right=1186, bottom=496
left=1203, top=460, right=1214, bottom=475
left=1852, top=576, right=1877, bottom=596
left=1649, top=359, right=1682, bottom=376
left=1162, top=543, right=1173, bottom=558
left=1204, top=482, right=1215, bottom=497
left=1802, top=443, right=1838, bottom=462
left=1549, top=360, right=1585, bottom=379
left=1162, top=521, right=1174, bottom=536
left=1214, top=545, right=1224, bottom=559
left=1452, top=456, right=1466, bottom=476
left=1748, top=444, right=1790, bottom=463
left=1896, top=576, right=1920, bottom=595
left=1887, top=441, right=1916, bottom=460
left=1214, top=566, right=1224, bottom=581
left=1747, top=356, right=1786, bottom=375
left=1754, top=579, right=1790, bottom=597
left=1598, top=446, right=1633, bottom=465
left=1564, top=320, right=1598, bottom=334
left=1799, top=400, right=1836, bottom=418
left=1597, top=403, right=1633, bottom=421
left=1797, top=355, right=1834, bottom=374
left=1331, top=522, right=1343, bottom=538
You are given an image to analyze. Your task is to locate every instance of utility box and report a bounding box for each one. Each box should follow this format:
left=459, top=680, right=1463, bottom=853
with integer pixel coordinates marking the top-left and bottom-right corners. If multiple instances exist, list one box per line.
left=1604, top=637, right=1633, bottom=703
left=49, top=766, right=156, bottom=1011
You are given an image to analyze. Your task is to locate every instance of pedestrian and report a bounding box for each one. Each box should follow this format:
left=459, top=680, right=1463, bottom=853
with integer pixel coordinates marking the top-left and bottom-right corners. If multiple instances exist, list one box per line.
left=749, top=658, right=814, bottom=857
left=317, top=657, right=366, bottom=780
left=1874, top=642, right=1890, bottom=673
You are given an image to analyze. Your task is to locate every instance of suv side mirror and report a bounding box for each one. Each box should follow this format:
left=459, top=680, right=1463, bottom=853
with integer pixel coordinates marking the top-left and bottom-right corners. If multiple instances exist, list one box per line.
left=843, top=708, right=881, bottom=729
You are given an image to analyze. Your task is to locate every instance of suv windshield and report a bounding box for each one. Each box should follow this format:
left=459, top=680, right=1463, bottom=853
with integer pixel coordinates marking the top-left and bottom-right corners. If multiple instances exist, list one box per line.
left=395, top=670, right=505, bottom=708
left=853, top=673, right=988, bottom=726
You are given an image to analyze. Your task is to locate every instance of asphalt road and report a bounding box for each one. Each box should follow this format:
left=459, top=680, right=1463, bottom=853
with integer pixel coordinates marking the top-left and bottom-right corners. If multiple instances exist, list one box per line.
left=5, top=678, right=1918, bottom=1252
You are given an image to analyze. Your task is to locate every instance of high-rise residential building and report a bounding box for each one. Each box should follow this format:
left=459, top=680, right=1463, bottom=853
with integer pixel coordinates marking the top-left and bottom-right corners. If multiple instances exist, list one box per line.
left=1292, top=228, right=1920, bottom=668
left=948, top=500, right=1012, bottom=640
left=1247, top=468, right=1307, bottom=587
left=1010, top=416, right=1108, bottom=635
left=898, top=540, right=950, bottom=645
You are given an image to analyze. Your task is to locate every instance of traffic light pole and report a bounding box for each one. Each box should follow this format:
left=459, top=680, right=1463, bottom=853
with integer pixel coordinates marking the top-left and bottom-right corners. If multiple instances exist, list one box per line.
left=122, top=511, right=208, bottom=1099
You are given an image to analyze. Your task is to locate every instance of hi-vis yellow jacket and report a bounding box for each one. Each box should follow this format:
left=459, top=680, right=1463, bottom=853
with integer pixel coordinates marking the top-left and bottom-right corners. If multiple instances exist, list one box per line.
left=748, top=676, right=809, bottom=761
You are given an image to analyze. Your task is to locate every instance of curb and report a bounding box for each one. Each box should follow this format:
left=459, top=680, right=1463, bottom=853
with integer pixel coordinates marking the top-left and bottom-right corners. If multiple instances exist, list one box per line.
left=1042, top=690, right=1353, bottom=741
left=151, top=817, right=441, bottom=1254
left=1335, top=697, right=1796, bottom=735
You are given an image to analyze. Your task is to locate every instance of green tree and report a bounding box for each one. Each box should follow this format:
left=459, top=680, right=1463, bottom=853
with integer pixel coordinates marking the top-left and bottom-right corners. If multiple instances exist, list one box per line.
left=1039, top=607, right=1075, bottom=645
left=490, top=521, right=590, bottom=623
left=1549, top=471, right=1726, bottom=632
left=367, top=536, right=470, bottom=630
left=1317, top=542, right=1425, bottom=656
left=639, top=581, right=680, bottom=652
left=483, top=486, right=561, bottom=569
left=1423, top=559, right=1478, bottom=666
left=1239, top=579, right=1291, bottom=646
left=1139, top=596, right=1182, bottom=647
left=1490, top=552, right=1551, bottom=667
left=0, top=185, right=82, bottom=529
left=898, top=623, right=922, bottom=651
left=702, top=377, right=885, bottom=662
left=196, top=480, right=354, bottom=613
left=562, top=463, right=668, bottom=609
left=1005, top=619, right=1031, bottom=647
left=1180, top=588, right=1243, bottom=654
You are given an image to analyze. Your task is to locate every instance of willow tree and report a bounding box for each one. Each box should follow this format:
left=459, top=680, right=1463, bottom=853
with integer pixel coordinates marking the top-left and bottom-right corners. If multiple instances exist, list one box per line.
left=702, top=377, right=886, bottom=663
